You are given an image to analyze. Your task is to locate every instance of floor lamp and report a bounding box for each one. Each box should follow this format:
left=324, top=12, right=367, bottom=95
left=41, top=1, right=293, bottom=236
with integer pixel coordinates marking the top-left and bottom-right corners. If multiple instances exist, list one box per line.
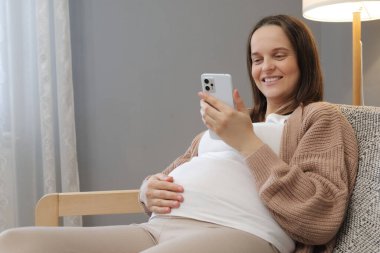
left=303, top=0, right=380, bottom=106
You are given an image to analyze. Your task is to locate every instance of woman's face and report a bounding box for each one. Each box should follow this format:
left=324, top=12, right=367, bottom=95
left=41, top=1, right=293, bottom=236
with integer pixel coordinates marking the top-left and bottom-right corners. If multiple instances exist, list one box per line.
left=250, top=25, right=300, bottom=108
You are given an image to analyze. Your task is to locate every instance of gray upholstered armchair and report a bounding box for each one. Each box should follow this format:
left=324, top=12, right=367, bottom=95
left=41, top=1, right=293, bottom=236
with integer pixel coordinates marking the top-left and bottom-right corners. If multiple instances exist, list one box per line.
left=35, top=104, right=380, bottom=253
left=332, top=105, right=379, bottom=253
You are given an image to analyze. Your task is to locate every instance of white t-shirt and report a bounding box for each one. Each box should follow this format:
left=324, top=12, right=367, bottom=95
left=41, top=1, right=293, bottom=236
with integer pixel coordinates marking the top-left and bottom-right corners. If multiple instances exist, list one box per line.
left=152, top=114, right=294, bottom=253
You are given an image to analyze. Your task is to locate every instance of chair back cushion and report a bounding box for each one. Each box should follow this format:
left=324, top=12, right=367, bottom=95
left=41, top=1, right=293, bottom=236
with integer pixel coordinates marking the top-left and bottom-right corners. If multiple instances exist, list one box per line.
left=333, top=105, right=380, bottom=253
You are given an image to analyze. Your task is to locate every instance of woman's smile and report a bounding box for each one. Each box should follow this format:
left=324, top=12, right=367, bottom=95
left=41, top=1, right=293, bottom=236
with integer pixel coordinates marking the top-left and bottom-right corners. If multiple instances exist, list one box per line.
left=261, top=75, right=283, bottom=85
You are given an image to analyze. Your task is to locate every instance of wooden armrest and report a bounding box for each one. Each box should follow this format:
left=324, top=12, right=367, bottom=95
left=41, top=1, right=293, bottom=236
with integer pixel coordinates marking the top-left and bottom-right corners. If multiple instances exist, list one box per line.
left=35, top=189, right=144, bottom=226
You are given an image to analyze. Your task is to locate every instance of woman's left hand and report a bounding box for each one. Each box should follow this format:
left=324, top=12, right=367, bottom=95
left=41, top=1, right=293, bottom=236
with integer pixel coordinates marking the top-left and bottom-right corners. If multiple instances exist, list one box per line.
left=198, top=89, right=263, bottom=157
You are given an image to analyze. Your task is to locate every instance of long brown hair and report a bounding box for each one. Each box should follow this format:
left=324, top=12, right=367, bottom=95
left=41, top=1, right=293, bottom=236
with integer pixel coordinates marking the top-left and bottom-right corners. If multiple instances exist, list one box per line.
left=247, top=15, right=323, bottom=122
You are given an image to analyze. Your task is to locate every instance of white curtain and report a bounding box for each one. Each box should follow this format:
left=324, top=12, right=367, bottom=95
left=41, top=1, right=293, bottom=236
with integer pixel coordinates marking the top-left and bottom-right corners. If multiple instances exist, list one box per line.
left=0, top=0, right=81, bottom=231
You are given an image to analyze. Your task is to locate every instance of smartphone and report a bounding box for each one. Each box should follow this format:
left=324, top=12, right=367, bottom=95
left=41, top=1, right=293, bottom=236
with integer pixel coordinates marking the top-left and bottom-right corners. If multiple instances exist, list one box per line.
left=201, top=73, right=234, bottom=139
left=201, top=73, right=234, bottom=108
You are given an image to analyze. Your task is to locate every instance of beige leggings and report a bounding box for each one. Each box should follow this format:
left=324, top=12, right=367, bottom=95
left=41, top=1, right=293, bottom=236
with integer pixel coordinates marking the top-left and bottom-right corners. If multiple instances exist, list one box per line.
left=0, top=216, right=279, bottom=253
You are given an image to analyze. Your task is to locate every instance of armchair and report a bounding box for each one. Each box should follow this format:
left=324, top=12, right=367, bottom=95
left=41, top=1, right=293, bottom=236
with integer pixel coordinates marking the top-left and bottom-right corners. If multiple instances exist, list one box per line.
left=35, top=104, right=380, bottom=253
left=35, top=190, right=143, bottom=227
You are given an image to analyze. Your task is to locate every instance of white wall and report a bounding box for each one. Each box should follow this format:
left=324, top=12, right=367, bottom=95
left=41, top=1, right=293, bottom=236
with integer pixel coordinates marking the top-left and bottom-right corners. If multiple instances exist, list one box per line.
left=68, top=0, right=379, bottom=226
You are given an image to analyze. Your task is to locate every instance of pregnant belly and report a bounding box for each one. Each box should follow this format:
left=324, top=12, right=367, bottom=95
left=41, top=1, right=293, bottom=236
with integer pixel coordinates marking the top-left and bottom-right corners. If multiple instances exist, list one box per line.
left=154, top=156, right=295, bottom=253
left=167, top=156, right=262, bottom=215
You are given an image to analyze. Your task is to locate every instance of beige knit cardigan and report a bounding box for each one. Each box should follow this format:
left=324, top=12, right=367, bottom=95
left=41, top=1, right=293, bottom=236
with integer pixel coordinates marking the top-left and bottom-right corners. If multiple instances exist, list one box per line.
left=159, top=102, right=358, bottom=253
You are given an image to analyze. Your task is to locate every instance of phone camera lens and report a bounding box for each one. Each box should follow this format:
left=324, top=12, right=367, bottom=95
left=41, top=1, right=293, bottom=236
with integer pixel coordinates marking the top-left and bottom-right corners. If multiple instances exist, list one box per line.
left=205, top=86, right=210, bottom=91
left=204, top=79, right=209, bottom=84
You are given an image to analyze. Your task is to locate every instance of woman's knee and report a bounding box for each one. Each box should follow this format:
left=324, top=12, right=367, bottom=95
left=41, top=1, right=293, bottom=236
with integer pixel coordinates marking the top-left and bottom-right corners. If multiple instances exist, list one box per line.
left=0, top=227, right=28, bottom=252
left=0, top=227, right=62, bottom=253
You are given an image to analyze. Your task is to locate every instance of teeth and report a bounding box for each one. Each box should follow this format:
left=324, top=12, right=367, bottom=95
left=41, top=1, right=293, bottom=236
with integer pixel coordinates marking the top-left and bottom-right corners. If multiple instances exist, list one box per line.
left=263, top=76, right=280, bottom=83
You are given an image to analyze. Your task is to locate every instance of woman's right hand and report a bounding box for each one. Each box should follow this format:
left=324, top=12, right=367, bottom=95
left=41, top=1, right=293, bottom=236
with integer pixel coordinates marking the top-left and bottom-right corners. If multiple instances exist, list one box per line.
left=139, top=173, right=184, bottom=214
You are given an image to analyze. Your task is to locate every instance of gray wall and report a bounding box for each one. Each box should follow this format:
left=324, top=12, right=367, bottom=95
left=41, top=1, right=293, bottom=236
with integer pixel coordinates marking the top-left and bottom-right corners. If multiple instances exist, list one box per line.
left=320, top=21, right=380, bottom=105
left=69, top=0, right=380, bottom=226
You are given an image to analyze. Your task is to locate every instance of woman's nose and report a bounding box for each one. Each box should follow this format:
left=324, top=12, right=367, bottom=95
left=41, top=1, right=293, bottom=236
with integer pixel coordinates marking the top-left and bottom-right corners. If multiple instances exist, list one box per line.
left=262, top=59, right=275, bottom=72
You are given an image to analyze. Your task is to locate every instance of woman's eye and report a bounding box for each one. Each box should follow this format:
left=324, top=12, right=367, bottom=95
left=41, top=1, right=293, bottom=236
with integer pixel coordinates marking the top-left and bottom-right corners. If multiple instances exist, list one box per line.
left=274, top=54, right=286, bottom=60
left=252, top=58, right=262, bottom=64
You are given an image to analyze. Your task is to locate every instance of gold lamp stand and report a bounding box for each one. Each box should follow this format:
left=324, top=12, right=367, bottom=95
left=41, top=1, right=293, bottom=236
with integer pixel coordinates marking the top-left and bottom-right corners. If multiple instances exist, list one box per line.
left=352, top=12, right=362, bottom=106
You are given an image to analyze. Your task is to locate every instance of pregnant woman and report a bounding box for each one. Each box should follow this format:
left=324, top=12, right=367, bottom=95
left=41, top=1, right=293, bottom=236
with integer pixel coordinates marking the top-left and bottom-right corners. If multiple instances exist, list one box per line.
left=0, top=14, right=358, bottom=253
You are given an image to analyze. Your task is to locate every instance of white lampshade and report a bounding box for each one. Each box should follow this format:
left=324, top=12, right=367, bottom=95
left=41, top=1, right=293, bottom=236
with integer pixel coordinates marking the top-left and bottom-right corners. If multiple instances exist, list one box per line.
left=303, top=0, right=380, bottom=22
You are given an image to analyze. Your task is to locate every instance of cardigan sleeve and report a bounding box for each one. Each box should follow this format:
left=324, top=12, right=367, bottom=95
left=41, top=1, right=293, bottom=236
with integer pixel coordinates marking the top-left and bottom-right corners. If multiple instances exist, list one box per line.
left=245, top=103, right=358, bottom=245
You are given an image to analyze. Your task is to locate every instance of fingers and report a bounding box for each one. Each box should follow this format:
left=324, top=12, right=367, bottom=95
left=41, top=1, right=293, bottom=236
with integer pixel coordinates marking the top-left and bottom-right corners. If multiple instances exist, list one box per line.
left=233, top=89, right=249, bottom=114
left=199, top=89, right=248, bottom=115
left=155, top=173, right=174, bottom=183
left=199, top=93, right=226, bottom=122
left=147, top=189, right=183, bottom=214
left=198, top=91, right=230, bottom=112
left=200, top=100, right=218, bottom=128
left=199, top=92, right=237, bottom=135
left=144, top=173, right=184, bottom=214
left=149, top=174, right=183, bottom=193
